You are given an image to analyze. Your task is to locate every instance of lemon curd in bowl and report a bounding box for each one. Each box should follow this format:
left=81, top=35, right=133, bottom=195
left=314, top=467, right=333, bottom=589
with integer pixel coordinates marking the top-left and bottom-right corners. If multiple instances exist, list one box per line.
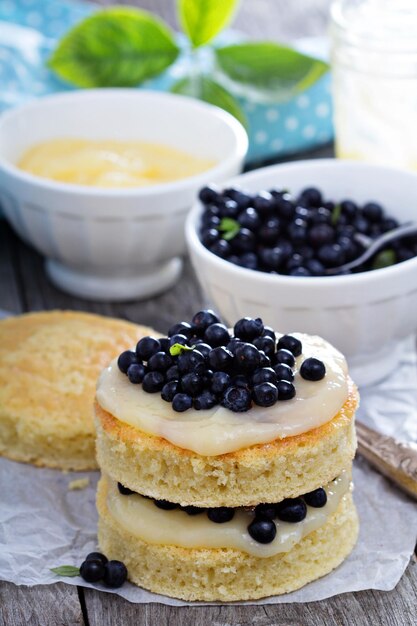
left=17, top=139, right=215, bottom=188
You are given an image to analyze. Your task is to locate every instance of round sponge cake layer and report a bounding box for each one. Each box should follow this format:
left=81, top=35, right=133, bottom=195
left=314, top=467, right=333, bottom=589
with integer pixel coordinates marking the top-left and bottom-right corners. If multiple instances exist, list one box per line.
left=0, top=311, right=151, bottom=470
left=97, top=475, right=359, bottom=601
left=95, top=380, right=358, bottom=507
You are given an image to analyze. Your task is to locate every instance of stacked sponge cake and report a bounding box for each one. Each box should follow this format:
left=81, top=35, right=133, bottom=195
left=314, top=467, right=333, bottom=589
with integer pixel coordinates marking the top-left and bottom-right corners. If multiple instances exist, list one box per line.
left=94, top=311, right=359, bottom=601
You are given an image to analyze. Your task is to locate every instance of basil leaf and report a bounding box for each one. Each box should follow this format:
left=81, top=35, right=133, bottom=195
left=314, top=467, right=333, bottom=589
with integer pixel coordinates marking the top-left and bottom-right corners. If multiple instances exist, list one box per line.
left=178, top=0, right=238, bottom=48
left=218, top=217, right=240, bottom=240
left=48, top=8, right=179, bottom=87
left=215, top=42, right=329, bottom=97
left=372, top=249, right=396, bottom=270
left=171, top=77, right=247, bottom=128
left=50, top=565, right=80, bottom=577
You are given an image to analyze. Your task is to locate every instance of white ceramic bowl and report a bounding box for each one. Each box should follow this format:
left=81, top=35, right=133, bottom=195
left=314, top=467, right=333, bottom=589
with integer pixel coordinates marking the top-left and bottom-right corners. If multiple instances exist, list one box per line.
left=0, top=89, right=247, bottom=301
left=186, top=159, right=417, bottom=386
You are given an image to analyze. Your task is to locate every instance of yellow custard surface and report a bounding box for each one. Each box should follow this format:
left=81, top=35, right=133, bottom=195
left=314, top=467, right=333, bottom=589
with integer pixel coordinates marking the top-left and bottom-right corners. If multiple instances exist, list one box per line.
left=17, top=139, right=215, bottom=187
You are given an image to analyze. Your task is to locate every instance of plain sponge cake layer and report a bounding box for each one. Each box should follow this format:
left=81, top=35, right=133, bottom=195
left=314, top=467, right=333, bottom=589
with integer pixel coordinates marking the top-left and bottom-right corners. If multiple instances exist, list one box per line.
left=97, top=475, right=359, bottom=601
left=94, top=379, right=358, bottom=507
left=0, top=311, right=151, bottom=470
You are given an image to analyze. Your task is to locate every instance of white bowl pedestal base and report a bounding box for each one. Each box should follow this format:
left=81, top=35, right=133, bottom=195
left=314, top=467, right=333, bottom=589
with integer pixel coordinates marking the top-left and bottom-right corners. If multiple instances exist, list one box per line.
left=349, top=337, right=410, bottom=387
left=46, top=257, right=183, bottom=302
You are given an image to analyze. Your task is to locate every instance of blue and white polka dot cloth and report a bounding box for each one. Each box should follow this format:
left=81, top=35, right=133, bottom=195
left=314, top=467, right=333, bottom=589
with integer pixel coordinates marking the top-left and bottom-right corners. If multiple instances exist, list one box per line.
left=0, top=0, right=333, bottom=163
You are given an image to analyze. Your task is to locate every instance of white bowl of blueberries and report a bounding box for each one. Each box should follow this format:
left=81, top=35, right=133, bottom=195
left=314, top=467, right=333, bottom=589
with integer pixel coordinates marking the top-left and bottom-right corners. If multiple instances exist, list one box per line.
left=185, top=159, right=417, bottom=386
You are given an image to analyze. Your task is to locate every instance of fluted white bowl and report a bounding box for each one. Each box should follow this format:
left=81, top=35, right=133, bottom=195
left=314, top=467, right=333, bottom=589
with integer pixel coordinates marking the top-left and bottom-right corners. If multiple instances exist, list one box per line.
left=0, top=89, right=247, bottom=301
left=186, top=160, right=417, bottom=386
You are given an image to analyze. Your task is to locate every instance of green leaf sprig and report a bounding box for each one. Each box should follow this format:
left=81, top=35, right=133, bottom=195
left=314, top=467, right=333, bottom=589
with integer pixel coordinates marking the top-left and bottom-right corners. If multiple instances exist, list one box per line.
left=50, top=565, right=80, bottom=578
left=169, top=343, right=195, bottom=356
left=48, top=0, right=329, bottom=126
left=218, top=217, right=240, bottom=241
left=372, top=249, right=396, bottom=270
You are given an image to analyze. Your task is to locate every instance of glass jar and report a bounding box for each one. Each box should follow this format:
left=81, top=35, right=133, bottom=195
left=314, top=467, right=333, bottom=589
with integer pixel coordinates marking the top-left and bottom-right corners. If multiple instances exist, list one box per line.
left=330, top=0, right=417, bottom=170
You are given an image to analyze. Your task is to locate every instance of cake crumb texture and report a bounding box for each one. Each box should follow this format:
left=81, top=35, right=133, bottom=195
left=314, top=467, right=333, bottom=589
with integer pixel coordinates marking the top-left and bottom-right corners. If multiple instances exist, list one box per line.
left=0, top=310, right=151, bottom=470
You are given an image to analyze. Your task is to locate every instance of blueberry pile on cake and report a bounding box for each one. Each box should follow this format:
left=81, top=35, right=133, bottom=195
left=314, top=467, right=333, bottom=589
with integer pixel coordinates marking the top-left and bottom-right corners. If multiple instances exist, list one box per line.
left=94, top=311, right=359, bottom=601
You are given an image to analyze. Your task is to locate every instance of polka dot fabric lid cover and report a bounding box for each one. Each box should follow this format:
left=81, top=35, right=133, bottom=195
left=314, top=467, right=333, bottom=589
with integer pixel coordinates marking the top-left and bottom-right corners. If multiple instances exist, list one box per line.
left=0, top=0, right=333, bottom=164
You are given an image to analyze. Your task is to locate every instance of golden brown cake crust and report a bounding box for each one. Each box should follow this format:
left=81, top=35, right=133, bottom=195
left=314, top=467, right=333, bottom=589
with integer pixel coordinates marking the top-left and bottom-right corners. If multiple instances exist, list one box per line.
left=0, top=311, right=152, bottom=470
left=95, top=379, right=358, bottom=507
left=97, top=475, right=359, bottom=601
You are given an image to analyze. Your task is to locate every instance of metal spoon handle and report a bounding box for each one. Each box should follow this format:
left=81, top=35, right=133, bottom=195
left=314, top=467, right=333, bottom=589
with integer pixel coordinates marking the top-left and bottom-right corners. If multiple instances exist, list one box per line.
left=356, top=420, right=417, bottom=501
left=326, top=222, right=417, bottom=274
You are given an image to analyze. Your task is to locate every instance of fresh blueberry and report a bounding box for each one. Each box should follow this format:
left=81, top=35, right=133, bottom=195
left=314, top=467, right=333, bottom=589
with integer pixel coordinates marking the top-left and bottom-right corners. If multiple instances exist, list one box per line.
left=317, top=243, right=346, bottom=267
left=306, top=258, right=325, bottom=276
left=262, top=326, right=276, bottom=340
left=159, top=337, right=171, bottom=353
left=148, top=351, right=173, bottom=372
left=287, top=220, right=308, bottom=244
left=117, top=350, right=138, bottom=374
left=182, top=505, right=205, bottom=515
left=258, top=218, right=282, bottom=244
left=199, top=185, right=220, bottom=204
left=142, top=371, right=165, bottom=393
left=154, top=499, right=178, bottom=510
left=286, top=253, right=304, bottom=272
left=210, top=239, right=231, bottom=259
left=136, top=336, right=161, bottom=361
left=251, top=367, right=277, bottom=386
left=381, top=217, right=399, bottom=232
left=300, top=357, right=326, bottom=381
left=238, top=252, right=258, bottom=270
left=226, top=338, right=242, bottom=354
left=168, top=321, right=193, bottom=338
left=298, top=187, right=322, bottom=207
left=208, top=346, right=234, bottom=371
left=80, top=559, right=105, bottom=583
left=207, top=507, right=235, bottom=523
left=180, top=372, right=204, bottom=396
left=340, top=200, right=357, bottom=219
left=231, top=228, right=256, bottom=253
left=247, top=518, right=277, bottom=543
left=277, top=335, right=302, bottom=356
left=276, top=196, right=295, bottom=220
left=273, top=363, right=294, bottom=382
left=127, top=363, right=146, bottom=384
left=253, top=382, right=279, bottom=407
left=103, top=560, right=128, bottom=588
left=304, top=487, right=327, bottom=508
left=308, top=223, right=334, bottom=247
left=211, top=371, right=232, bottom=395
left=169, top=333, right=189, bottom=347
left=289, top=266, right=312, bottom=277
left=201, top=228, right=220, bottom=247
left=166, top=365, right=180, bottom=381
left=352, top=216, right=370, bottom=234
left=204, top=323, right=230, bottom=347
left=312, top=206, right=332, bottom=224
left=86, top=552, right=108, bottom=565
left=362, top=202, right=384, bottom=223
left=253, top=191, right=274, bottom=216
left=161, top=380, right=180, bottom=402
left=222, top=199, right=240, bottom=218
left=232, top=374, right=250, bottom=388
left=194, top=390, right=217, bottom=410
left=117, top=482, right=134, bottom=496
left=172, top=393, right=193, bottom=412
left=192, top=310, right=220, bottom=332
left=177, top=350, right=205, bottom=374
left=258, top=351, right=271, bottom=368
left=274, top=348, right=295, bottom=367
left=235, top=342, right=262, bottom=371
left=223, top=188, right=252, bottom=210
left=276, top=380, right=296, bottom=400
left=276, top=498, right=307, bottom=522
left=253, top=335, right=275, bottom=357
left=238, top=207, right=261, bottom=231
left=258, top=246, right=285, bottom=270
left=192, top=342, right=211, bottom=359
left=233, top=317, right=264, bottom=341
left=221, top=386, right=252, bottom=412
left=254, top=503, right=277, bottom=520
left=202, top=214, right=221, bottom=229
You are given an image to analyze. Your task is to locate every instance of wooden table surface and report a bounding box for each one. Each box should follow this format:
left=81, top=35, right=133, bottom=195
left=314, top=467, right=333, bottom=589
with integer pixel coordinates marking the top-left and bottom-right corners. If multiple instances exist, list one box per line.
left=1, top=1, right=416, bottom=624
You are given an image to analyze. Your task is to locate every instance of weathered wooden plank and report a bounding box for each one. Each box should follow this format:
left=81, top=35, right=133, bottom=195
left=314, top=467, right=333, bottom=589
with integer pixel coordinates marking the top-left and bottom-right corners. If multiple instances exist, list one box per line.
left=83, top=559, right=417, bottom=626
left=0, top=222, right=23, bottom=314
left=0, top=582, right=85, bottom=626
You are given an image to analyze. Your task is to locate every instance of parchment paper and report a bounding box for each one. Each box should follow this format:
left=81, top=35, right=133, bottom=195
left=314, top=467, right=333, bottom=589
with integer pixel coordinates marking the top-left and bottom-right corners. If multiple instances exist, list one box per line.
left=0, top=318, right=416, bottom=605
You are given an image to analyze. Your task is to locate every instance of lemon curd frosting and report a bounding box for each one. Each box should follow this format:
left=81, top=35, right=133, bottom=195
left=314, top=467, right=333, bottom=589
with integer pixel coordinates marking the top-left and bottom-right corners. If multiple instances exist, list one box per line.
left=96, top=333, right=348, bottom=455
left=17, top=139, right=215, bottom=188
left=94, top=311, right=359, bottom=601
